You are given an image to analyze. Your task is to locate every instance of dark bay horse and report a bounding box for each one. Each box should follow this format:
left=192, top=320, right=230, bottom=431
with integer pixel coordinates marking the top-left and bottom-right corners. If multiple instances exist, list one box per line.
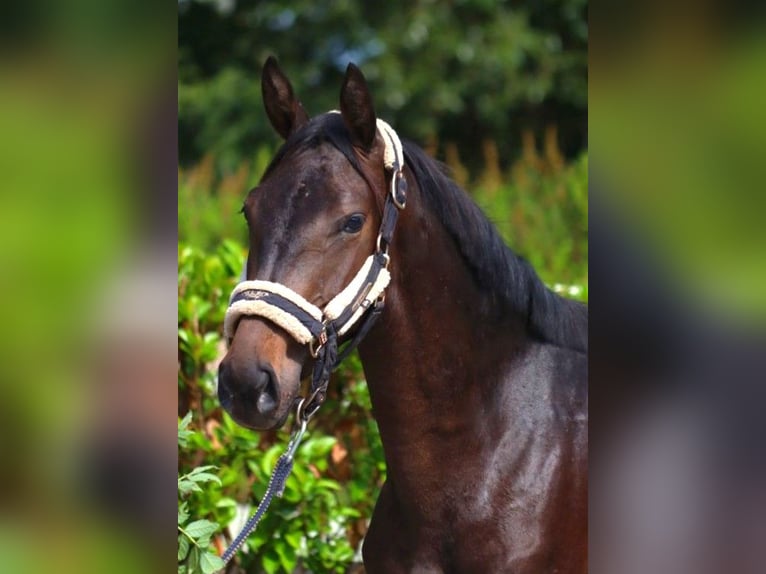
left=218, top=57, right=588, bottom=573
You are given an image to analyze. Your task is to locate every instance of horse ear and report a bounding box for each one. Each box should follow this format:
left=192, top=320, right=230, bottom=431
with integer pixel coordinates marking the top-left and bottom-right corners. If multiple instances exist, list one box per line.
left=261, top=56, right=309, bottom=139
left=339, top=63, right=377, bottom=151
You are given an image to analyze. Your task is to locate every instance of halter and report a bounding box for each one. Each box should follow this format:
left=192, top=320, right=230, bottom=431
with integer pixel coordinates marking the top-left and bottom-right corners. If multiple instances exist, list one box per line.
left=223, top=116, right=407, bottom=420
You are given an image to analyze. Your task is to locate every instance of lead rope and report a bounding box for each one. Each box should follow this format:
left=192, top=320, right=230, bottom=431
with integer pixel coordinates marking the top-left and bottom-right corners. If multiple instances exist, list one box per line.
left=218, top=327, right=340, bottom=570
left=218, top=310, right=379, bottom=570
left=220, top=411, right=307, bottom=566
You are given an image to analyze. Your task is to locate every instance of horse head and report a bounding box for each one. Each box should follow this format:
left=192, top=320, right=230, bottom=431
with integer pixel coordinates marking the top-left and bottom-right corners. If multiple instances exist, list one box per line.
left=218, top=57, right=394, bottom=430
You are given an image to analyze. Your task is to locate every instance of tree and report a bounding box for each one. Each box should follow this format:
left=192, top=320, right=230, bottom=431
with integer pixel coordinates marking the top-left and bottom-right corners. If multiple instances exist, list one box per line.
left=178, top=0, right=587, bottom=173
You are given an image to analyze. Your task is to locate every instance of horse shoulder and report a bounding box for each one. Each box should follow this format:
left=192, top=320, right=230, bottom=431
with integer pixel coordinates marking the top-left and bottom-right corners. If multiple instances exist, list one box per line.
left=483, top=342, right=587, bottom=571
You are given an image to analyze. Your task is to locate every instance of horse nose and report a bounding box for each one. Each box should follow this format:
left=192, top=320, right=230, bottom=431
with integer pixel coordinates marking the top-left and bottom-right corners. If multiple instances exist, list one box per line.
left=217, top=359, right=279, bottom=417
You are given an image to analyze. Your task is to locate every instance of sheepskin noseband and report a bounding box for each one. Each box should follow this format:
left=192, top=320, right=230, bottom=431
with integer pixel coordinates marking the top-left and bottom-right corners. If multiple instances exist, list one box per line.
left=223, top=116, right=406, bottom=353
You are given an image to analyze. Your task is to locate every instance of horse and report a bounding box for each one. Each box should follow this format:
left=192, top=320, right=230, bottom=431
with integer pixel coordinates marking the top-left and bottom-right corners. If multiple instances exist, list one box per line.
left=217, top=56, right=588, bottom=573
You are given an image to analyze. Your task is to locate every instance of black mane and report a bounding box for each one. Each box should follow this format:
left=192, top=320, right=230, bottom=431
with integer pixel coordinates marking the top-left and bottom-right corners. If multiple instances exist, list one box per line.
left=403, top=142, right=587, bottom=353
left=266, top=113, right=587, bottom=353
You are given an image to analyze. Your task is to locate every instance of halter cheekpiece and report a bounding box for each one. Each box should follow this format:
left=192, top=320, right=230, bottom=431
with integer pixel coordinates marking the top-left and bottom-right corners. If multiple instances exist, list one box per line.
left=223, top=115, right=407, bottom=420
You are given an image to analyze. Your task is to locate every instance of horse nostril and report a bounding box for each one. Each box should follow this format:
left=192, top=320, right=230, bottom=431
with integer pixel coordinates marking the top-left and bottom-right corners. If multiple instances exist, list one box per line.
left=253, top=364, right=278, bottom=415
left=217, top=358, right=280, bottom=418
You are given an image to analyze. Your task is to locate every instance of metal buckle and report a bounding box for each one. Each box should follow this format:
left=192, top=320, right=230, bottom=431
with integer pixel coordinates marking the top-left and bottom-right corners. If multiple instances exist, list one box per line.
left=309, top=329, right=328, bottom=358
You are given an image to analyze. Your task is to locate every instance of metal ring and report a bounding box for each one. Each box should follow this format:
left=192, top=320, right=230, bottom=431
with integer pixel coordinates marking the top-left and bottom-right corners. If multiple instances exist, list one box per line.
left=391, top=171, right=406, bottom=209
left=287, top=399, right=309, bottom=458
left=376, top=232, right=388, bottom=255
left=294, top=397, right=306, bottom=420
left=297, top=387, right=324, bottom=423
left=295, top=396, right=309, bottom=423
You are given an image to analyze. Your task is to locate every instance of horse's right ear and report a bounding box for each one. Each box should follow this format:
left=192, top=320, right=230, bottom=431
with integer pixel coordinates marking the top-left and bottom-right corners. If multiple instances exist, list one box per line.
left=339, top=63, right=377, bottom=151
left=261, top=56, right=309, bottom=139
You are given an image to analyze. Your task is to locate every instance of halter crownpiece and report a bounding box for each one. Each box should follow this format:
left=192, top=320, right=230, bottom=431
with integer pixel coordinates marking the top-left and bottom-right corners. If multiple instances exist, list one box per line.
left=224, top=116, right=406, bottom=415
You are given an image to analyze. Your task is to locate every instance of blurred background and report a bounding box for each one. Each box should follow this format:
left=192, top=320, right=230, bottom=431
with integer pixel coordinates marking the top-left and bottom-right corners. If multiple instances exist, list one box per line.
left=0, top=0, right=176, bottom=572
left=590, top=1, right=766, bottom=573
left=177, top=1, right=587, bottom=572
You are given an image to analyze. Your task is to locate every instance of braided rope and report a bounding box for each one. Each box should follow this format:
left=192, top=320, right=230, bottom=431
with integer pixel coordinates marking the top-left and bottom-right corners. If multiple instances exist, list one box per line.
left=219, top=416, right=308, bottom=569
left=220, top=453, right=294, bottom=565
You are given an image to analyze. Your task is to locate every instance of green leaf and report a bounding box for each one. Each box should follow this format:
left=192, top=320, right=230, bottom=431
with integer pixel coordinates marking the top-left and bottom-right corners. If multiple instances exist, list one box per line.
left=178, top=502, right=189, bottom=525
left=185, top=468, right=222, bottom=486
left=300, top=436, right=337, bottom=459
left=284, top=530, right=303, bottom=549
left=215, top=497, right=236, bottom=508
left=275, top=538, right=298, bottom=572
left=186, top=546, right=200, bottom=574
left=199, top=551, right=225, bottom=574
left=186, top=464, right=219, bottom=476
left=262, top=548, right=281, bottom=574
left=339, top=506, right=361, bottom=518
left=316, top=478, right=341, bottom=491
left=179, top=411, right=193, bottom=431
left=281, top=479, right=301, bottom=503
left=178, top=535, right=190, bottom=561
left=178, top=478, right=202, bottom=496
left=178, top=411, right=194, bottom=447
left=185, top=519, right=218, bottom=540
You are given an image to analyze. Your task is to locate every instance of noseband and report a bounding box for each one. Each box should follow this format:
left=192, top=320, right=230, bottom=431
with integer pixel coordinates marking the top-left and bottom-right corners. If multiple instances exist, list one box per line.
left=223, top=117, right=407, bottom=421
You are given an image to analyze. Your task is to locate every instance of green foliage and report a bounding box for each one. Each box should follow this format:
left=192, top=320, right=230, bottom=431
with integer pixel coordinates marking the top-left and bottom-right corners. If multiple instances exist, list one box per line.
left=178, top=0, right=587, bottom=172
left=178, top=145, right=274, bottom=250
left=178, top=240, right=243, bottom=414
left=474, top=152, right=588, bottom=288
left=178, top=413, right=226, bottom=574
left=178, top=242, right=385, bottom=572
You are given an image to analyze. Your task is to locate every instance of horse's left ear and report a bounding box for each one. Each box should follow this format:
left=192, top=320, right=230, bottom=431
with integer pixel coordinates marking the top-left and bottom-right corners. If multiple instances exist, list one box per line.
left=340, top=63, right=377, bottom=151
left=261, top=56, right=310, bottom=139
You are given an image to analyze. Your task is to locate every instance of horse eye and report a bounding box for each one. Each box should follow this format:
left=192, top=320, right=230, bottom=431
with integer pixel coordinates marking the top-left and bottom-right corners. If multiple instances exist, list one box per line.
left=342, top=213, right=366, bottom=234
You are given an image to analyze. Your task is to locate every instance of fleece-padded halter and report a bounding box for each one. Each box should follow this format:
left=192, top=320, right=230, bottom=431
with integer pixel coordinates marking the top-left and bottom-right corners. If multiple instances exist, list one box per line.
left=223, top=116, right=405, bottom=353
left=224, top=253, right=391, bottom=345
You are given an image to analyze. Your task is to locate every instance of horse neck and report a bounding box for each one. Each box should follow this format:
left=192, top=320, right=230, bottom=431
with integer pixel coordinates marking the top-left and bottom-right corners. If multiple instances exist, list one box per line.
left=357, top=175, right=528, bottom=502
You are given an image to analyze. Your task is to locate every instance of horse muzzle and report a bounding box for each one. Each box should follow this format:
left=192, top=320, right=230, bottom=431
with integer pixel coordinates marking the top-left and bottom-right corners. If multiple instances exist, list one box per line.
left=217, top=318, right=303, bottom=430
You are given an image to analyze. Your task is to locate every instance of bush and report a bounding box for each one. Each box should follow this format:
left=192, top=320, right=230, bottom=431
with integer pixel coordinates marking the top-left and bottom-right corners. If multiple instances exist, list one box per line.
left=178, top=412, right=226, bottom=574
left=178, top=241, right=385, bottom=573
left=474, top=152, right=588, bottom=289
